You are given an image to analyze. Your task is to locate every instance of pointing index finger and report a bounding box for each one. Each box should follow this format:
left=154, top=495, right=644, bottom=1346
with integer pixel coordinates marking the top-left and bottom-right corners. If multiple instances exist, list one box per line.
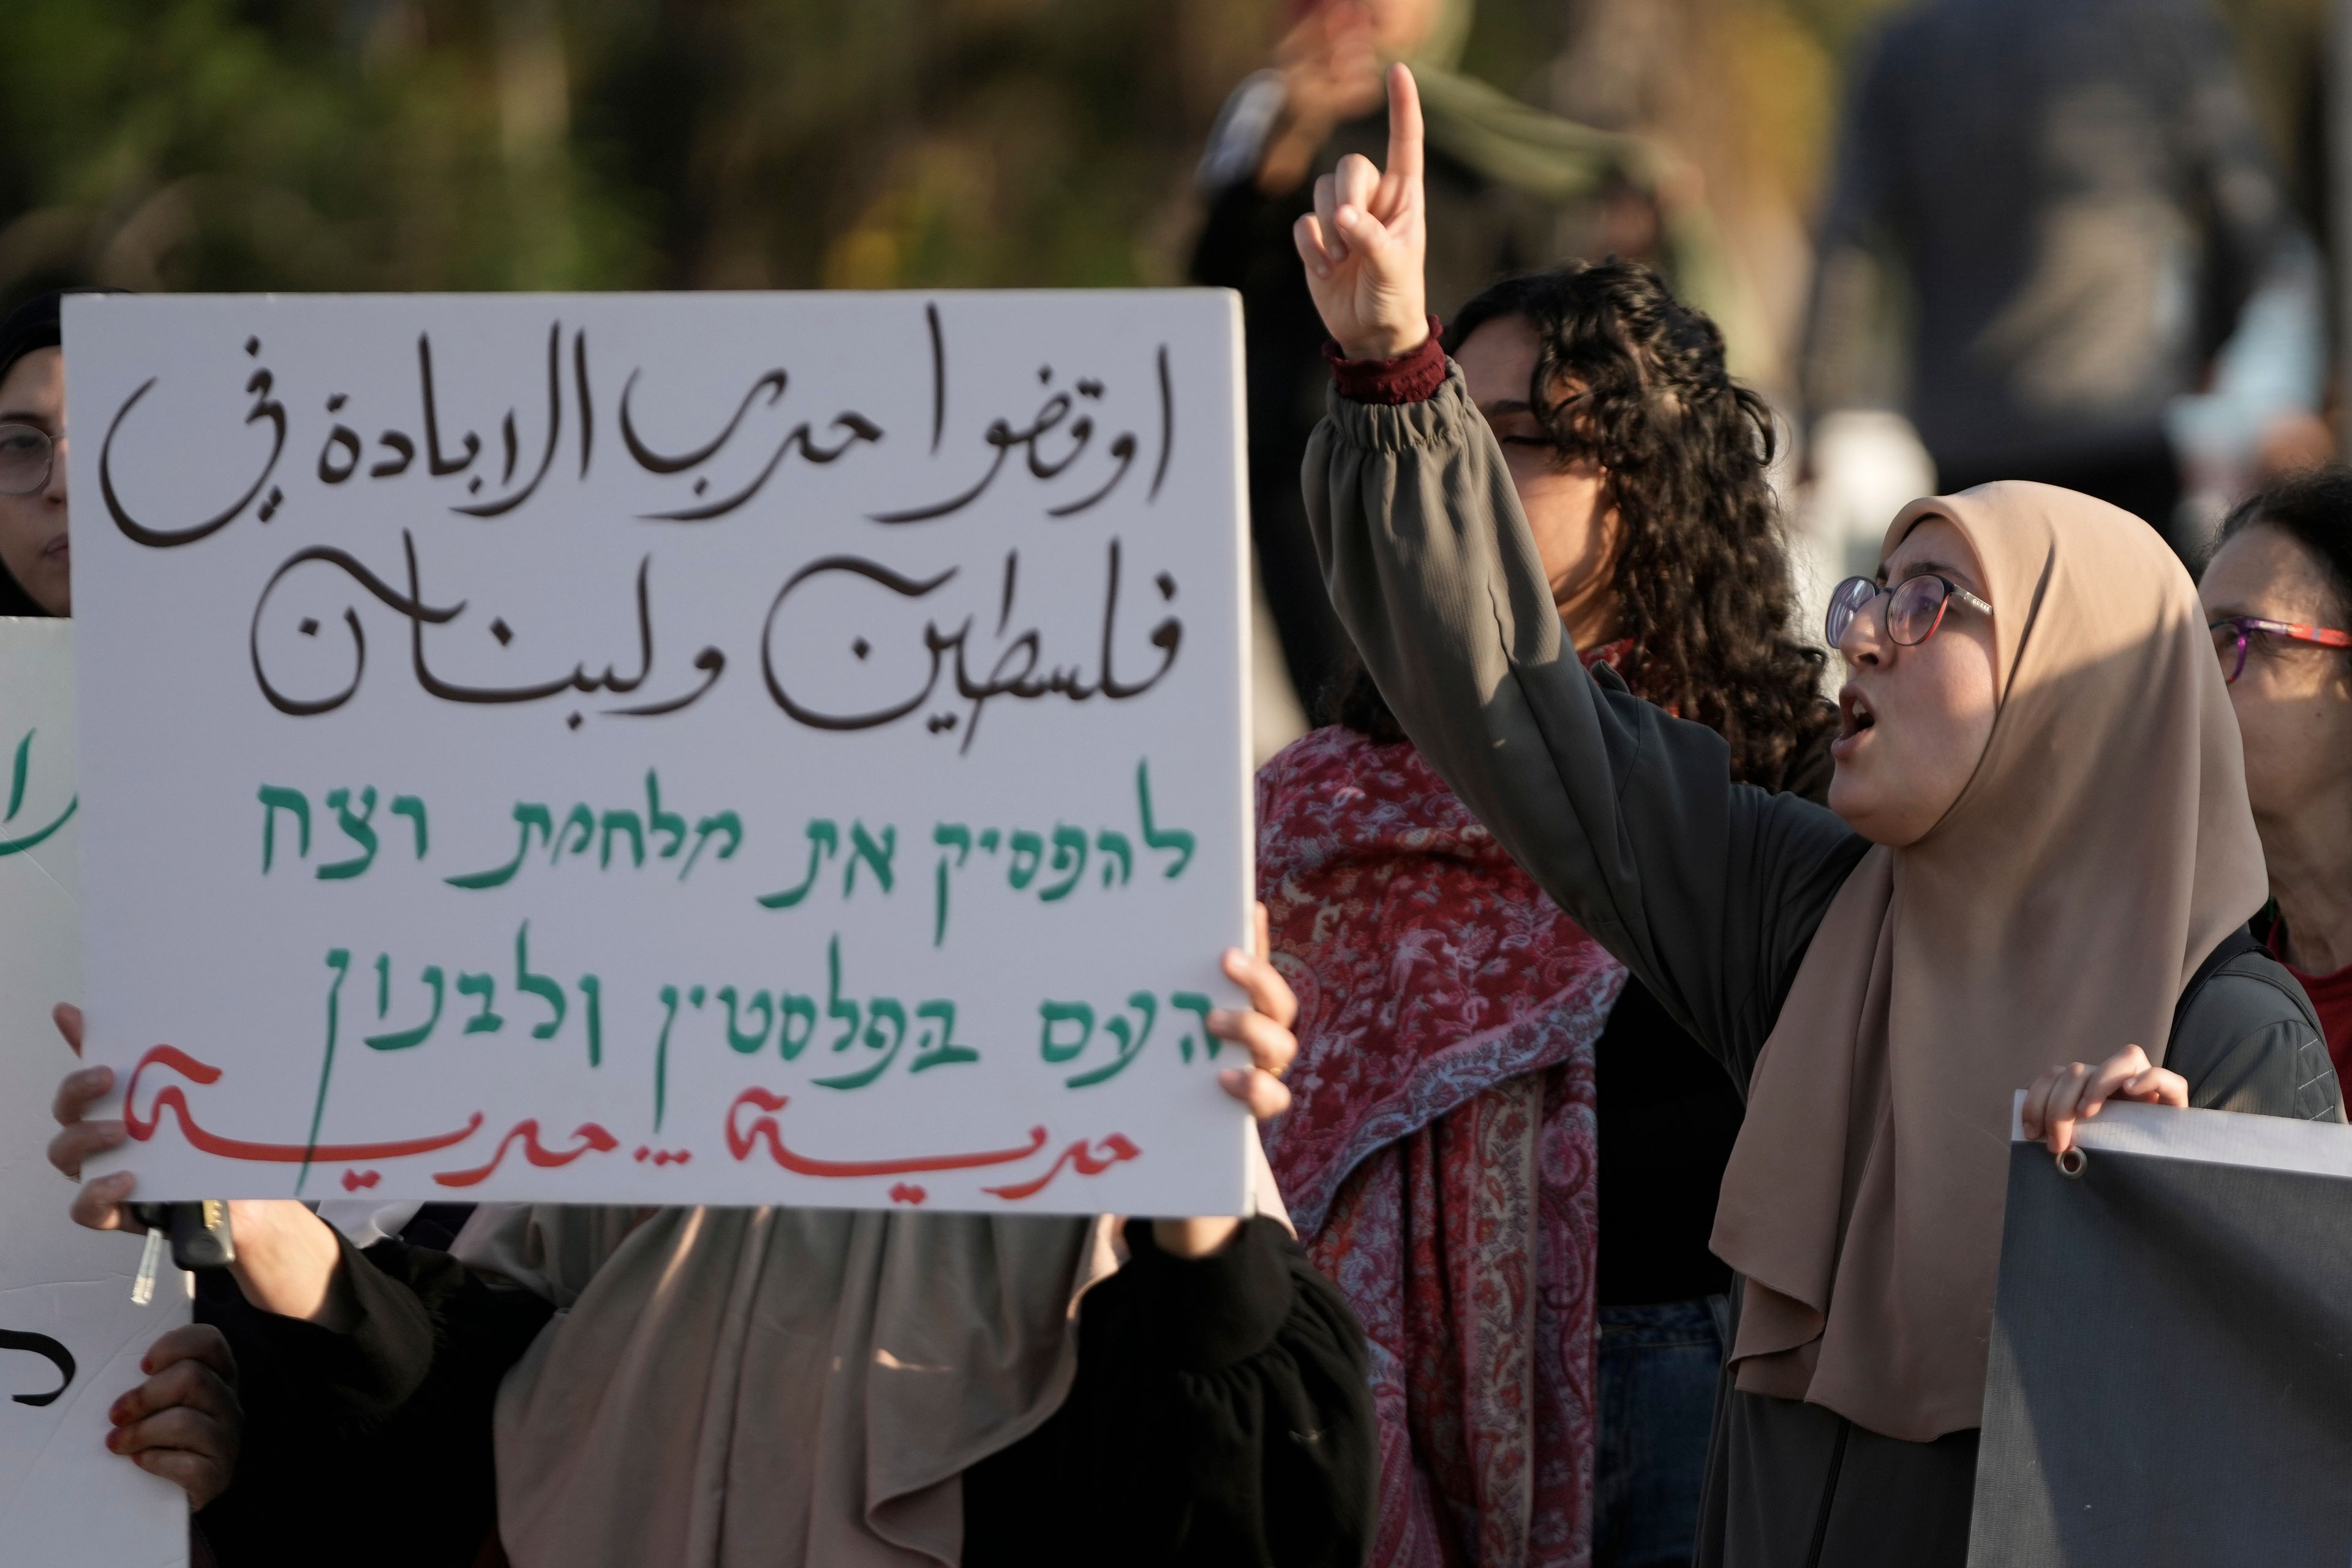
left=1385, top=62, right=1423, bottom=183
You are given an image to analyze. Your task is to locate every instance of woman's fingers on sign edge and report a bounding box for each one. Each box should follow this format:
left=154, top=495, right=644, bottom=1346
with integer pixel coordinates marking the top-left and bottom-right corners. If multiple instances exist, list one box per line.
left=1219, top=1065, right=1292, bottom=1121
left=2021, top=1060, right=2081, bottom=1152
left=140, top=1323, right=236, bottom=1385
left=1209, top=1007, right=1296, bottom=1076
left=1221, top=946, right=1297, bottom=1030
left=51, top=1062, right=111, bottom=1127
left=70, top=1170, right=140, bottom=1231
left=113, top=1362, right=236, bottom=1434
left=2025, top=1044, right=2185, bottom=1153
left=48, top=1117, right=126, bottom=1181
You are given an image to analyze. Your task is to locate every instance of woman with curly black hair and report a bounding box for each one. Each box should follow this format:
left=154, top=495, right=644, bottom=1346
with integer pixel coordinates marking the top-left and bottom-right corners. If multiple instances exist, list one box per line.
left=1259, top=257, right=1833, bottom=1566
left=1437, top=263, right=1836, bottom=786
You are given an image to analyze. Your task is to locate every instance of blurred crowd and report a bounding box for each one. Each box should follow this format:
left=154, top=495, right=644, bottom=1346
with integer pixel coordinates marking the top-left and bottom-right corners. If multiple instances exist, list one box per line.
left=1180, top=0, right=2343, bottom=742
left=1, top=0, right=2336, bottom=726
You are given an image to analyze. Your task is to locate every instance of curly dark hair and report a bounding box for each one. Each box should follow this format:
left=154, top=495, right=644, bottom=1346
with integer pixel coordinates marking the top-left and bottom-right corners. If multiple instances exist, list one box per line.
left=1334, top=259, right=1834, bottom=788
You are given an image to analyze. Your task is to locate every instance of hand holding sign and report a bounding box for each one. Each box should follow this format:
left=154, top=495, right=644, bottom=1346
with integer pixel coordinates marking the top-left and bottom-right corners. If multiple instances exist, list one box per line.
left=1292, top=62, right=1430, bottom=361
left=105, top=1324, right=240, bottom=1509
left=52, top=1005, right=358, bottom=1327
left=1207, top=905, right=1298, bottom=1122
left=1157, top=905, right=1298, bottom=1259
left=48, top=1009, right=143, bottom=1236
left=2019, top=1043, right=2189, bottom=1157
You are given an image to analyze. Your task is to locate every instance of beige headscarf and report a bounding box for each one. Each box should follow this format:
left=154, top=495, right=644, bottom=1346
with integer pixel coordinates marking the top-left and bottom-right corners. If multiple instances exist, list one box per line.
left=456, top=1206, right=1121, bottom=1568
left=1708, top=481, right=2266, bottom=1441
left=453, top=1146, right=1295, bottom=1566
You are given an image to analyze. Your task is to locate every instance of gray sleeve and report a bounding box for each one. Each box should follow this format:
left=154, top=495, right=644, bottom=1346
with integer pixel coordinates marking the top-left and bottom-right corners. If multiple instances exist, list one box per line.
left=2169, top=960, right=2345, bottom=1124
left=1301, top=368, right=1868, bottom=1085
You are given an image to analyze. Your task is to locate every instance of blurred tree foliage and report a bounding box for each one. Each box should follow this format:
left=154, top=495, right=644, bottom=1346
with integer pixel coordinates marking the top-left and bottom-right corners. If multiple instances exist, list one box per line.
left=0, top=0, right=2313, bottom=315
left=0, top=0, right=1279, bottom=303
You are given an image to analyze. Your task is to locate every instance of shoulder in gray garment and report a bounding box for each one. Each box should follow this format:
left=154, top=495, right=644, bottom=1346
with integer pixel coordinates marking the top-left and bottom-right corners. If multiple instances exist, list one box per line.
left=2171, top=957, right=2346, bottom=1123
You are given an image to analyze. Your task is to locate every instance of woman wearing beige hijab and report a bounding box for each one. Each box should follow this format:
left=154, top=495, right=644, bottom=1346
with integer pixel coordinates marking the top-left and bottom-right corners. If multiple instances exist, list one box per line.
left=1289, top=66, right=2342, bottom=1566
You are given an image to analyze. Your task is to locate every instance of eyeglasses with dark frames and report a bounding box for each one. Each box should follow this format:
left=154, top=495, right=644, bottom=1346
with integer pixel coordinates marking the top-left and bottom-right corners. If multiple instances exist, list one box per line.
left=0, top=423, right=56, bottom=497
left=2208, top=615, right=2352, bottom=684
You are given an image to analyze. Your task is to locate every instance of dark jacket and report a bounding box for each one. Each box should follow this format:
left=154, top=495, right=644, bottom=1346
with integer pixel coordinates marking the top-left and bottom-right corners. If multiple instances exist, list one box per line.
left=197, top=1215, right=1375, bottom=1568
left=1598, top=731, right=1830, bottom=1309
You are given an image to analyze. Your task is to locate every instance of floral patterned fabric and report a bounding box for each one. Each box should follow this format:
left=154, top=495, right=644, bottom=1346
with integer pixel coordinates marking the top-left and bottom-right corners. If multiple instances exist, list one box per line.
left=1259, top=721, right=1626, bottom=1568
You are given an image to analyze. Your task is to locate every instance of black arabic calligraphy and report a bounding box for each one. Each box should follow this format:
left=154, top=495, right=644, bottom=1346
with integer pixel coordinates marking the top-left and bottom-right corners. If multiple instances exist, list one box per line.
left=249, top=531, right=725, bottom=721
left=869, top=343, right=1174, bottom=524
left=760, top=540, right=1180, bottom=752
left=101, top=323, right=897, bottom=541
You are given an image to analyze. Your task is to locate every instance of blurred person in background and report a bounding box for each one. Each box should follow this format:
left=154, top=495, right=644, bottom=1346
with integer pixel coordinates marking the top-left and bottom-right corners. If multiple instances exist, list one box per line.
left=2201, top=467, right=2352, bottom=1077
left=0, top=293, right=72, bottom=616
left=1259, top=256, right=1835, bottom=1567
left=1191, top=0, right=1675, bottom=719
left=1801, top=0, right=2317, bottom=551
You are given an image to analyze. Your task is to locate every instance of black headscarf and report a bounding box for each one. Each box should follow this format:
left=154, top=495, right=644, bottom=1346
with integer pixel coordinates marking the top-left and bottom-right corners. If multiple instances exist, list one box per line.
left=0, top=291, right=69, bottom=616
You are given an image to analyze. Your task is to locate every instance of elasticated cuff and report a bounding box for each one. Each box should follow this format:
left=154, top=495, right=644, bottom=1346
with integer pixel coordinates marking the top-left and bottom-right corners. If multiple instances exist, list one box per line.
left=1322, top=316, right=1447, bottom=404
left=1322, top=361, right=1473, bottom=455
left=1120, top=1216, right=1299, bottom=1370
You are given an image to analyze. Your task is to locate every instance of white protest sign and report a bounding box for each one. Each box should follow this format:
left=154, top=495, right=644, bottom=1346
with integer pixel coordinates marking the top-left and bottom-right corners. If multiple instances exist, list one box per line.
left=67, top=291, right=1252, bottom=1216
left=0, top=620, right=189, bottom=1565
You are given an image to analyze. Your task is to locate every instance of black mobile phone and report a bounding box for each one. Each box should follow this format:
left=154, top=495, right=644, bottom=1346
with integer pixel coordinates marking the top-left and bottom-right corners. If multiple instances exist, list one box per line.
left=130, top=1200, right=236, bottom=1270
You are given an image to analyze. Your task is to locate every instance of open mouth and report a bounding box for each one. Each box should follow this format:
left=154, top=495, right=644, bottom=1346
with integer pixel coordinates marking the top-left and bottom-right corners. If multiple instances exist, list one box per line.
left=1836, top=685, right=1875, bottom=744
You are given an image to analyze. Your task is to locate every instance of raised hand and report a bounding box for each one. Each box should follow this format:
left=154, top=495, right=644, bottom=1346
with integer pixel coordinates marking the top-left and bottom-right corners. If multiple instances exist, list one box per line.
left=1292, top=62, right=1429, bottom=361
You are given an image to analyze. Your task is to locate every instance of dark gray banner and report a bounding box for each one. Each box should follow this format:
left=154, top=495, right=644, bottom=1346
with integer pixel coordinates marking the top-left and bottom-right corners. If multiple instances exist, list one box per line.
left=1973, top=1108, right=2352, bottom=1566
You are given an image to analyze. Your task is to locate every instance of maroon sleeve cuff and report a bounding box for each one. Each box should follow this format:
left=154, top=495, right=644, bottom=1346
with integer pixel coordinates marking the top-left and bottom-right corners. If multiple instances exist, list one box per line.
left=1322, top=316, right=1446, bottom=405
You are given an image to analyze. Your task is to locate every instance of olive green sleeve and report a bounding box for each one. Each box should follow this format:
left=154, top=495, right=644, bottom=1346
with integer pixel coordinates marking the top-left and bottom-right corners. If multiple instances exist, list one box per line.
left=1301, top=365, right=1868, bottom=1085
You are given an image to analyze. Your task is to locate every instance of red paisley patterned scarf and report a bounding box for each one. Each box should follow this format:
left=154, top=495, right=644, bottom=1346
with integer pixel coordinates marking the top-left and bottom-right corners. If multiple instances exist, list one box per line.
left=1259, top=701, right=1626, bottom=1568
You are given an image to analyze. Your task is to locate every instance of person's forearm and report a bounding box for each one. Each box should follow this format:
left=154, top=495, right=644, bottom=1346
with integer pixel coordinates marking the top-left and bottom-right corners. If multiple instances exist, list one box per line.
left=224, top=1200, right=356, bottom=1330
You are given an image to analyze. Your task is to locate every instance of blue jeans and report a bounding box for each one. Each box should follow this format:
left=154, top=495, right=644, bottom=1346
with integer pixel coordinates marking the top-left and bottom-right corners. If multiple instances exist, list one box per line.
left=1594, top=1295, right=1727, bottom=1568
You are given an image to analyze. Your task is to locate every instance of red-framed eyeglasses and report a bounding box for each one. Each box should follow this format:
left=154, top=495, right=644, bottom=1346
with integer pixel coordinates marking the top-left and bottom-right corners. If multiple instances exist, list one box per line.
left=2209, top=615, right=2352, bottom=684
left=1825, top=573, right=1992, bottom=649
